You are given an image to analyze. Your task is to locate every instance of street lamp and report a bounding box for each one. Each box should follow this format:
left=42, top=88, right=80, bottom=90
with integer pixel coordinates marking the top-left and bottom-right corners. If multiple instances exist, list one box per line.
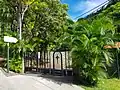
left=4, top=36, right=18, bottom=73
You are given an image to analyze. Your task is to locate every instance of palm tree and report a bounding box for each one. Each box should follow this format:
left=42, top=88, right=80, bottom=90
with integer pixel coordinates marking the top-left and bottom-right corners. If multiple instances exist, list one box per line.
left=62, top=16, right=115, bottom=85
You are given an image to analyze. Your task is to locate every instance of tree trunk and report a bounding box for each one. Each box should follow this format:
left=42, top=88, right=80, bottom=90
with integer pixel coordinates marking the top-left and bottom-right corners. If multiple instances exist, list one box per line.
left=18, top=3, right=28, bottom=73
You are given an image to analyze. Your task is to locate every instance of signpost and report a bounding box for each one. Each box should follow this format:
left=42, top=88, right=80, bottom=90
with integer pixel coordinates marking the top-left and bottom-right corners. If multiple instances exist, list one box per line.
left=4, top=36, right=18, bottom=73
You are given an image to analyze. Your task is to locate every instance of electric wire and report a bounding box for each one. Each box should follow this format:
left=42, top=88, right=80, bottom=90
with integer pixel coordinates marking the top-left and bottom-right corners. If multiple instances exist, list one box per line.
left=75, top=0, right=109, bottom=19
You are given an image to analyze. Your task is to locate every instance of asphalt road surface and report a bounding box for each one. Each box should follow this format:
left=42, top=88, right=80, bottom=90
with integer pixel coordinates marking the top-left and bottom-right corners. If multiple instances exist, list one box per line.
left=0, top=70, right=84, bottom=90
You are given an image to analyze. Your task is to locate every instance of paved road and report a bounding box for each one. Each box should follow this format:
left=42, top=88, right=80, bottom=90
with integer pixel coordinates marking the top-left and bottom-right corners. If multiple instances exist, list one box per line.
left=0, top=70, right=84, bottom=90
left=0, top=70, right=16, bottom=90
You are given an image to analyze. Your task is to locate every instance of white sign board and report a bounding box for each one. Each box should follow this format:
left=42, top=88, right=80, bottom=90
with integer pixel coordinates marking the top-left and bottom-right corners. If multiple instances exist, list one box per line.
left=4, top=36, right=18, bottom=43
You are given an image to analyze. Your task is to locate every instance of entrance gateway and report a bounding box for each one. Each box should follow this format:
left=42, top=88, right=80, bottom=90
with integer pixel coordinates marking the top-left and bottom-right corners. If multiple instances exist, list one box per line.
left=24, top=51, right=73, bottom=76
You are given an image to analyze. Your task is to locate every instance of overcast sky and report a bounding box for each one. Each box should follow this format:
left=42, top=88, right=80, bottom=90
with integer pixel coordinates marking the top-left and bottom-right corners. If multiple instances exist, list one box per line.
left=61, top=0, right=107, bottom=20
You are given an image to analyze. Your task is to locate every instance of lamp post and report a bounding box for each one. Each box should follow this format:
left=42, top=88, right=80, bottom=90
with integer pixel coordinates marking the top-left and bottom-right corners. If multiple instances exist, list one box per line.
left=4, top=36, right=18, bottom=73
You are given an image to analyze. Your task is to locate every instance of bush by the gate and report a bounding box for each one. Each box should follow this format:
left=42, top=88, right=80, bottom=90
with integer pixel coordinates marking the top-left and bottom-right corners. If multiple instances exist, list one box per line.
left=9, top=58, right=22, bottom=73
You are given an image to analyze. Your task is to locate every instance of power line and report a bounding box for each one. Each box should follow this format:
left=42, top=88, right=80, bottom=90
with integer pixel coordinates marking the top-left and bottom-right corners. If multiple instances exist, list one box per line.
left=75, top=0, right=109, bottom=19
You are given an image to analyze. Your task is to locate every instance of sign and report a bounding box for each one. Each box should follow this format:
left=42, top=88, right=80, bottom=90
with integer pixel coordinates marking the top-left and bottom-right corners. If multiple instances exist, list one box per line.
left=4, top=36, right=18, bottom=43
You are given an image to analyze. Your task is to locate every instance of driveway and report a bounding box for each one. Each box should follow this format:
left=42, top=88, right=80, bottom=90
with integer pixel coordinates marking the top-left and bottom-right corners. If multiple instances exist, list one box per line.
left=0, top=70, right=84, bottom=90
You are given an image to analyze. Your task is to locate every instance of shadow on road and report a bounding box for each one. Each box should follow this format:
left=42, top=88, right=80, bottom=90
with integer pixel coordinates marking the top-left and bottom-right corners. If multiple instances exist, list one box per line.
left=25, top=72, right=73, bottom=85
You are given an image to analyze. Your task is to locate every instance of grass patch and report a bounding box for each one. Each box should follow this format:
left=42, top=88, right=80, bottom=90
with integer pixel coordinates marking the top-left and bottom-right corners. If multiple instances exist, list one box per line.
left=81, top=78, right=120, bottom=90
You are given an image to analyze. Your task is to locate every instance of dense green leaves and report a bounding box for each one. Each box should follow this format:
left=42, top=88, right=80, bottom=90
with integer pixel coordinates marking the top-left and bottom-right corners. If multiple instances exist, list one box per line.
left=0, top=0, right=68, bottom=72
left=60, top=16, right=115, bottom=85
left=0, top=0, right=119, bottom=85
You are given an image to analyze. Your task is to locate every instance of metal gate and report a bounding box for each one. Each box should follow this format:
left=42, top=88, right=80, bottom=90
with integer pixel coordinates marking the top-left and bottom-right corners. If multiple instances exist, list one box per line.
left=24, top=51, right=73, bottom=76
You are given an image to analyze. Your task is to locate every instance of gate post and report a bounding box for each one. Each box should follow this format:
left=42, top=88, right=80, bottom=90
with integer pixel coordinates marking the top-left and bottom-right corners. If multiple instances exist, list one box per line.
left=36, top=52, right=39, bottom=72
left=53, top=52, right=55, bottom=75
left=22, top=51, right=25, bottom=74
left=65, top=51, right=67, bottom=76
left=60, top=52, right=64, bottom=76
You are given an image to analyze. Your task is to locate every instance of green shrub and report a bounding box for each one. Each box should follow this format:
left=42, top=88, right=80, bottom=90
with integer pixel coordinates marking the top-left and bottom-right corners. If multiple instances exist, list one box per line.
left=61, top=17, right=115, bottom=85
left=9, top=58, right=22, bottom=73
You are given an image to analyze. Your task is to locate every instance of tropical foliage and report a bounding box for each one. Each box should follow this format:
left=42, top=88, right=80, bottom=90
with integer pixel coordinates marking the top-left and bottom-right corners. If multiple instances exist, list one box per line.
left=59, top=16, right=116, bottom=85
left=87, top=1, right=120, bottom=78
left=0, top=0, right=68, bottom=72
left=0, top=0, right=120, bottom=86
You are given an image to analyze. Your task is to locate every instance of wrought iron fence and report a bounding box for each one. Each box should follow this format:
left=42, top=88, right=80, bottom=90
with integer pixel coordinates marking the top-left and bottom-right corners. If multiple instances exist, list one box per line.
left=24, top=50, right=73, bottom=76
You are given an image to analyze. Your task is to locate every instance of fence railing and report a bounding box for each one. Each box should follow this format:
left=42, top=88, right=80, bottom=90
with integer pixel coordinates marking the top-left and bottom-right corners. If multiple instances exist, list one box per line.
left=24, top=51, right=73, bottom=76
